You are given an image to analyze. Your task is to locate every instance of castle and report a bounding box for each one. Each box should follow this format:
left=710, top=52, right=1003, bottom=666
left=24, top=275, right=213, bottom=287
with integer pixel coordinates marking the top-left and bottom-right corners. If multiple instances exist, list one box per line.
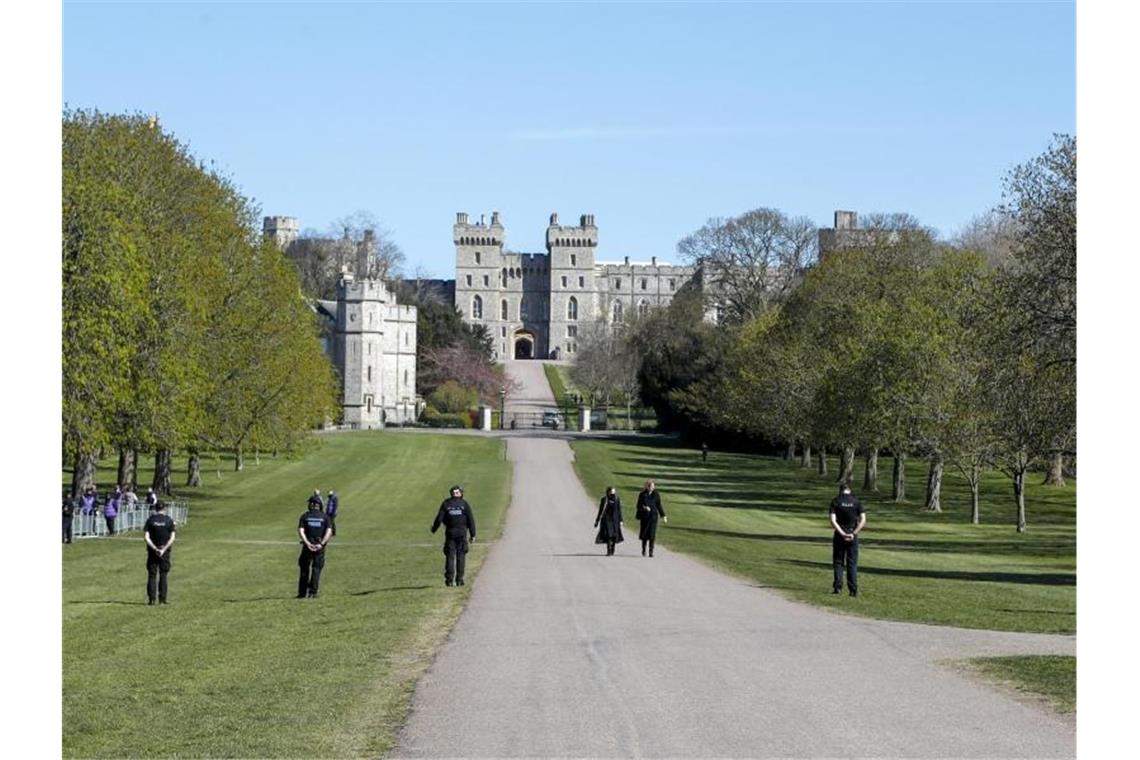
left=452, top=212, right=698, bottom=360
left=264, top=216, right=419, bottom=429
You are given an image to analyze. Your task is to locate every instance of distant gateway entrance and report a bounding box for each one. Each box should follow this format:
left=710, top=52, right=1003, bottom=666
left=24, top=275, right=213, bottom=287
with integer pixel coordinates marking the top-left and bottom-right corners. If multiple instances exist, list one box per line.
left=514, top=332, right=535, bottom=360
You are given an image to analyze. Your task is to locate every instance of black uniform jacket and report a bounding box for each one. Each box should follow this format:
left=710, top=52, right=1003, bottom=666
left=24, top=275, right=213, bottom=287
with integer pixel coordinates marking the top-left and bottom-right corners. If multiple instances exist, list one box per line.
left=432, top=497, right=476, bottom=539
left=635, top=489, right=666, bottom=540
left=594, top=495, right=624, bottom=544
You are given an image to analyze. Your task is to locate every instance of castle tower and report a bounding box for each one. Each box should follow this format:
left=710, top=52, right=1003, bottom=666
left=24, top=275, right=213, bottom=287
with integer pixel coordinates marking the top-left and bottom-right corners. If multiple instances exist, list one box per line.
left=334, top=277, right=388, bottom=429
left=263, top=216, right=299, bottom=249
left=547, top=213, right=597, bottom=359
left=453, top=211, right=506, bottom=354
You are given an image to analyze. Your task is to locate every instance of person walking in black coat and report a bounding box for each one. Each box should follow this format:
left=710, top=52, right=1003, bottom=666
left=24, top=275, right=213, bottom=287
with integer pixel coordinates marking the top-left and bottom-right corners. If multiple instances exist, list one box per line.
left=635, top=479, right=667, bottom=557
left=594, top=486, right=624, bottom=556
left=297, top=497, right=333, bottom=598
left=431, top=485, right=476, bottom=586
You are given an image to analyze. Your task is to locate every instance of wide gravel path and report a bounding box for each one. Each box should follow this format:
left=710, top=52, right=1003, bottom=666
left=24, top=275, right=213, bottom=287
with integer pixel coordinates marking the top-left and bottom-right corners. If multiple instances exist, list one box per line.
left=395, top=362, right=1074, bottom=758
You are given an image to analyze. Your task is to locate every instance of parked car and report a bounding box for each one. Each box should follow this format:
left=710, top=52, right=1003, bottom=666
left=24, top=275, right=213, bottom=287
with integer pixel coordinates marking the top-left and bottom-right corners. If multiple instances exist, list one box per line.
left=541, top=410, right=563, bottom=428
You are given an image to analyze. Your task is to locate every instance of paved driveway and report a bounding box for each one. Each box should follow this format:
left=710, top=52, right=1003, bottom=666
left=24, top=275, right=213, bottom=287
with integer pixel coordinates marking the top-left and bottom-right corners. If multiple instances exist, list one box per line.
left=395, top=362, right=1074, bottom=758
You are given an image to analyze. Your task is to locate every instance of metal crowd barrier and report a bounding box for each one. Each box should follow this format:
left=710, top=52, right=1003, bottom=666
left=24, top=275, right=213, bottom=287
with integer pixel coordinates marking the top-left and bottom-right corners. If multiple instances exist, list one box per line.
left=69, top=501, right=189, bottom=539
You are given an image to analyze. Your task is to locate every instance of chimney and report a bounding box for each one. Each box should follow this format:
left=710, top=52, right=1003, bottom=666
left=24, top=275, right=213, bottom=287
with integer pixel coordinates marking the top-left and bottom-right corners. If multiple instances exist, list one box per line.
left=550, top=212, right=559, bottom=225
left=491, top=211, right=501, bottom=226
left=651, top=256, right=657, bottom=266
left=624, top=256, right=630, bottom=266
left=835, top=210, right=857, bottom=230
left=456, top=212, right=469, bottom=224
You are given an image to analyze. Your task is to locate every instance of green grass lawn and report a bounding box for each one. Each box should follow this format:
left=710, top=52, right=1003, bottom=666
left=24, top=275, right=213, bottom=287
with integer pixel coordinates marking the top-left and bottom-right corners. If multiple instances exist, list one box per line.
left=964, top=656, right=1076, bottom=713
left=63, top=432, right=510, bottom=758
left=572, top=437, right=1075, bottom=634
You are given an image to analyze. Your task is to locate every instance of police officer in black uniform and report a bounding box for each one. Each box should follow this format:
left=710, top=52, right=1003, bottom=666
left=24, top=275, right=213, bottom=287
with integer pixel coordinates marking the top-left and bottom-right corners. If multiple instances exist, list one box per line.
left=143, top=501, right=177, bottom=605
left=431, top=485, right=476, bottom=586
left=829, top=481, right=866, bottom=597
left=62, top=490, right=75, bottom=544
left=298, top=496, right=333, bottom=598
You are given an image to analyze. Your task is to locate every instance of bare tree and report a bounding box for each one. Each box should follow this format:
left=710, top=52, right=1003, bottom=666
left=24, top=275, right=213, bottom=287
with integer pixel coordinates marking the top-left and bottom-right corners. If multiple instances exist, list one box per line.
left=677, top=207, right=817, bottom=325
left=285, top=210, right=406, bottom=299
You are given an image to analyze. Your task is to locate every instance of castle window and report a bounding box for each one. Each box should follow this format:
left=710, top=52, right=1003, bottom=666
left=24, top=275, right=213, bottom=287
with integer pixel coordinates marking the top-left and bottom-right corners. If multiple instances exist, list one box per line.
left=567, top=325, right=578, bottom=338
left=483, top=274, right=489, bottom=287
left=404, top=369, right=409, bottom=386
left=501, top=326, right=507, bottom=337
left=520, top=298, right=530, bottom=321
left=638, top=300, right=649, bottom=317
left=561, top=275, right=568, bottom=288
left=568, top=296, right=578, bottom=321
left=475, top=251, right=481, bottom=264
left=501, top=299, right=509, bottom=320
left=578, top=276, right=584, bottom=288
left=509, top=268, right=515, bottom=279
left=472, top=295, right=483, bottom=319
left=404, top=332, right=409, bottom=346
left=641, top=278, right=648, bottom=290
left=570, top=254, right=577, bottom=266
left=466, top=274, right=472, bottom=287
left=612, top=300, right=624, bottom=324
left=669, top=278, right=675, bottom=290
left=615, top=279, right=621, bottom=289
left=367, top=365, right=372, bottom=382
left=366, top=395, right=373, bottom=414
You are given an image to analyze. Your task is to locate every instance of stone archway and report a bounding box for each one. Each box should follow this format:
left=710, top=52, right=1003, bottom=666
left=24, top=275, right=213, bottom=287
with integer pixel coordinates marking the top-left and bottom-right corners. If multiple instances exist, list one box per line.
left=513, top=331, right=535, bottom=360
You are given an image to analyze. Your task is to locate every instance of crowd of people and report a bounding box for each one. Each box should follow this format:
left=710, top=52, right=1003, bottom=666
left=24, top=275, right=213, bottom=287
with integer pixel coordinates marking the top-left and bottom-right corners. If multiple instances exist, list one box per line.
left=62, top=484, right=160, bottom=543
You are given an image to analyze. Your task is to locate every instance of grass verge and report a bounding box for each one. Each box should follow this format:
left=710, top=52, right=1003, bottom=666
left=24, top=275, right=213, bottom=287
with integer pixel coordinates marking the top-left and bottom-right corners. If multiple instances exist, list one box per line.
left=63, top=431, right=510, bottom=758
left=571, top=437, right=1075, bottom=634
left=963, top=655, right=1075, bottom=714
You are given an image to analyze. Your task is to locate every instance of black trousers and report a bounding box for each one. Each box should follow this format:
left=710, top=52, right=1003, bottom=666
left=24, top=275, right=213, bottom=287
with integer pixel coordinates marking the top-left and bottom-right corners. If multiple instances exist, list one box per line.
left=63, top=515, right=73, bottom=543
left=832, top=533, right=859, bottom=593
left=105, top=516, right=116, bottom=535
left=298, top=548, right=326, bottom=597
left=146, top=549, right=172, bottom=601
left=328, top=515, right=337, bottom=536
left=443, top=536, right=468, bottom=582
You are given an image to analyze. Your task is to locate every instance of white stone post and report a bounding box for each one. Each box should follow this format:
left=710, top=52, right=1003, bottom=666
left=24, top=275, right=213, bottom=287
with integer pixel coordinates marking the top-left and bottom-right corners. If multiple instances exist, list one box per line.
left=578, top=405, right=591, bottom=432
left=478, top=406, right=492, bottom=431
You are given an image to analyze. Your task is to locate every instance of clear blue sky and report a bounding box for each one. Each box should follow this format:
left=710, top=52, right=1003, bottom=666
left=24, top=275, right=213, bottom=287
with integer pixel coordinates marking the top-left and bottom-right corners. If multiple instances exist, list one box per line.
left=63, top=1, right=1074, bottom=278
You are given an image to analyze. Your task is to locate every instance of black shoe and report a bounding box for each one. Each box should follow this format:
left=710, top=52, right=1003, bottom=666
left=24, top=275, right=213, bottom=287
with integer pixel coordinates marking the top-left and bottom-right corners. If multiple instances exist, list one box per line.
left=649, top=552, right=653, bottom=557
left=148, top=599, right=156, bottom=606
left=849, top=590, right=858, bottom=597
left=159, top=599, right=167, bottom=605
left=446, top=580, right=454, bottom=586
left=297, top=594, right=307, bottom=599
left=832, top=588, right=841, bottom=594
left=456, top=579, right=465, bottom=586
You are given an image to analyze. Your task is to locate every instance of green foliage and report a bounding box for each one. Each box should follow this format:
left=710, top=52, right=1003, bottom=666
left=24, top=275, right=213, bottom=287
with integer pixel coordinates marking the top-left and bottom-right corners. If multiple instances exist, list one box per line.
left=62, top=109, right=337, bottom=477
left=63, top=432, right=511, bottom=757
left=427, top=381, right=479, bottom=413
left=421, top=407, right=474, bottom=428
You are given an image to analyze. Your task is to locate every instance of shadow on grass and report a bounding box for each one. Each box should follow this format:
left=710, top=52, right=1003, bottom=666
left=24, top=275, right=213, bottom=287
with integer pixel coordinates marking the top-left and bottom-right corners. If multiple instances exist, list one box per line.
left=783, top=559, right=1076, bottom=586
left=347, top=585, right=432, bottom=596
left=67, top=600, right=150, bottom=606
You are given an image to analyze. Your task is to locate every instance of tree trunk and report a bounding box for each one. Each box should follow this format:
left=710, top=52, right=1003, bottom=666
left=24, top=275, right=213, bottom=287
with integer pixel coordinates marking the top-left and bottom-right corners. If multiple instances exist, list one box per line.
left=71, top=449, right=97, bottom=499
left=152, top=448, right=172, bottom=496
left=817, top=446, right=828, bottom=476
left=116, top=448, right=135, bottom=488
left=255, top=446, right=261, bottom=466
left=785, top=442, right=796, bottom=461
left=838, top=446, right=855, bottom=484
left=800, top=445, right=812, bottom=469
left=970, top=466, right=981, bottom=525
left=234, top=445, right=244, bottom=472
left=863, top=449, right=879, bottom=492
left=892, top=453, right=906, bottom=502
left=187, top=451, right=202, bottom=487
left=924, top=453, right=944, bottom=512
left=130, top=448, right=140, bottom=489
left=1014, top=468, right=1027, bottom=532
left=1043, top=451, right=1066, bottom=486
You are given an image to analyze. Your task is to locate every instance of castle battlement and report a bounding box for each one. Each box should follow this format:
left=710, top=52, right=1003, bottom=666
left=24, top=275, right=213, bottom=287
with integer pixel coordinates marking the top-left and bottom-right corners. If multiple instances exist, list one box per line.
left=546, top=212, right=598, bottom=250
left=454, top=211, right=505, bottom=246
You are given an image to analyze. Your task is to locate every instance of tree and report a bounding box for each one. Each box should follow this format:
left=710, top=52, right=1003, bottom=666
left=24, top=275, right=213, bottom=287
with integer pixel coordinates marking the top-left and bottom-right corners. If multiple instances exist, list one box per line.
left=677, top=207, right=817, bottom=325
left=996, top=135, right=1076, bottom=486
left=285, top=210, right=406, bottom=300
